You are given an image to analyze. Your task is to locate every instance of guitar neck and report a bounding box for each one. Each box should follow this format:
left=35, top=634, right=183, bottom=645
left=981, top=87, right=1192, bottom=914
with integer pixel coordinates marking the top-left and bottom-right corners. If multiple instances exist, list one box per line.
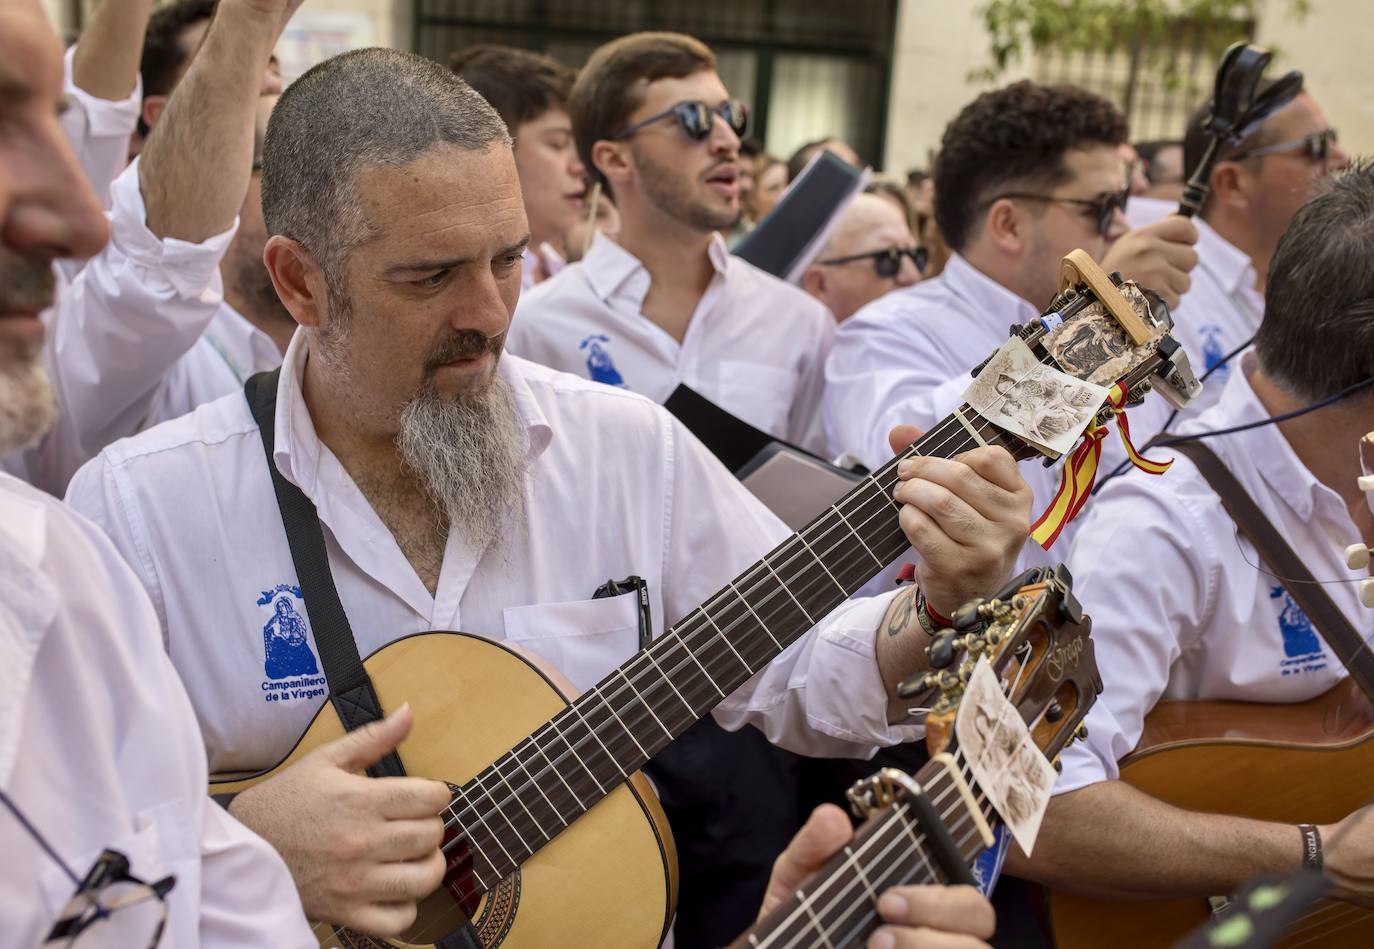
left=452, top=406, right=1026, bottom=888
left=733, top=756, right=998, bottom=948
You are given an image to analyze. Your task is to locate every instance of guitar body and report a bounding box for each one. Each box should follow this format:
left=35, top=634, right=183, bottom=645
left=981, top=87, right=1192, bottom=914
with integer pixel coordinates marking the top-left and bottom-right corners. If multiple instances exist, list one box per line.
left=212, top=631, right=678, bottom=948
left=1048, top=678, right=1374, bottom=947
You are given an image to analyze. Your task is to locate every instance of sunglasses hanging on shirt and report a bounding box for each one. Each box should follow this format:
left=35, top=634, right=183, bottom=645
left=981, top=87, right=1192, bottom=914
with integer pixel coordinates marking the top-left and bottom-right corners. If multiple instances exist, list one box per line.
left=611, top=99, right=751, bottom=142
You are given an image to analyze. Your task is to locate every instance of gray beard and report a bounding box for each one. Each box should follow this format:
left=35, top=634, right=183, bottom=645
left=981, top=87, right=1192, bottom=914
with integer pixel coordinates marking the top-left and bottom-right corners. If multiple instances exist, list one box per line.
left=395, top=374, right=526, bottom=554
left=0, top=355, right=56, bottom=457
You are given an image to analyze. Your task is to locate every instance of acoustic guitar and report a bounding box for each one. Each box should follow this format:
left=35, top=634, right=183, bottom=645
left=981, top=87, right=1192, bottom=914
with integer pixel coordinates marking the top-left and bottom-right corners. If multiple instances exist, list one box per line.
left=733, top=567, right=1102, bottom=949
left=1048, top=430, right=1374, bottom=948
left=211, top=251, right=1200, bottom=948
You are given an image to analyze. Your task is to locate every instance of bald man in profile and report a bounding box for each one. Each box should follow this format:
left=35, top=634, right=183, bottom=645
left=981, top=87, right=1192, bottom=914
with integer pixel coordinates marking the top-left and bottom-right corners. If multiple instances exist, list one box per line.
left=803, top=192, right=923, bottom=321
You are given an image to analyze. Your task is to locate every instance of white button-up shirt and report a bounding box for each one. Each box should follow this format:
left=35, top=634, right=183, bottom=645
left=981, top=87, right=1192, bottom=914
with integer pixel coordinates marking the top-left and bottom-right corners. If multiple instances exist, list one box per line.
left=2, top=160, right=282, bottom=494
left=0, top=475, right=312, bottom=948
left=1164, top=217, right=1264, bottom=418
left=1056, top=356, right=1366, bottom=793
left=508, top=232, right=834, bottom=453
left=58, top=45, right=140, bottom=213
left=66, top=338, right=908, bottom=775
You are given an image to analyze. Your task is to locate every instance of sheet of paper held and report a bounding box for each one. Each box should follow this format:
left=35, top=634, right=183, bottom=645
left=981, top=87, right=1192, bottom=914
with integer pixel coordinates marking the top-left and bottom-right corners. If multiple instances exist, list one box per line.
left=963, top=337, right=1110, bottom=457
left=954, top=656, right=1057, bottom=854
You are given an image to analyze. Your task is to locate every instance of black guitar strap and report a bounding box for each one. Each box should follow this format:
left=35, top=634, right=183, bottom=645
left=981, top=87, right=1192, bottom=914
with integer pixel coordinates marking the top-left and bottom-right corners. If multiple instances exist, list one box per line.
left=244, top=369, right=407, bottom=779
left=1164, top=438, right=1374, bottom=702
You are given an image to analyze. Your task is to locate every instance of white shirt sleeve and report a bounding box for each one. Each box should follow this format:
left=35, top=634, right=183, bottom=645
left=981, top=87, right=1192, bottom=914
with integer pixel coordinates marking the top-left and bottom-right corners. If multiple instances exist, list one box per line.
left=57, top=45, right=141, bottom=213
left=656, top=412, right=919, bottom=757
left=823, top=304, right=952, bottom=469
left=25, top=159, right=237, bottom=494
left=1054, top=465, right=1219, bottom=793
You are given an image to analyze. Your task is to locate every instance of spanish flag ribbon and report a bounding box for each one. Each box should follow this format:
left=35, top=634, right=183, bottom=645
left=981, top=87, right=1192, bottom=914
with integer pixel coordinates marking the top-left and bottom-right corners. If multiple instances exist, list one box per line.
left=1030, top=382, right=1173, bottom=549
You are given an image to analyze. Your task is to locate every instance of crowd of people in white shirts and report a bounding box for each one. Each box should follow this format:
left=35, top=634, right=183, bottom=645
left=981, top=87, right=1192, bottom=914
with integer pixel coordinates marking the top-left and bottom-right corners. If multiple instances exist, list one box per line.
left=3, top=0, right=1373, bottom=945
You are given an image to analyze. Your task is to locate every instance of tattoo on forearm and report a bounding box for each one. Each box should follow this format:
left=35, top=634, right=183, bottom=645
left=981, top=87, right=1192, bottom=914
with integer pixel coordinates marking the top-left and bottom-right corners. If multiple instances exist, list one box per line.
left=886, top=586, right=917, bottom=637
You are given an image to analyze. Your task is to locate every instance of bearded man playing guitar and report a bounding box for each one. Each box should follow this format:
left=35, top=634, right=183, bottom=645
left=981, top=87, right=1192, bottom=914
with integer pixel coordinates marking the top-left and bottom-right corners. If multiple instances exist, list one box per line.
left=1009, top=162, right=1374, bottom=942
left=64, top=47, right=1033, bottom=941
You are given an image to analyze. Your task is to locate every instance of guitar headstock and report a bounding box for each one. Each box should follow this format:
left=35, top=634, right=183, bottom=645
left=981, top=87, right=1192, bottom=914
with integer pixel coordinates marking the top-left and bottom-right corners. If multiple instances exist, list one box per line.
left=902, top=565, right=1102, bottom=768
left=968, top=250, right=1201, bottom=464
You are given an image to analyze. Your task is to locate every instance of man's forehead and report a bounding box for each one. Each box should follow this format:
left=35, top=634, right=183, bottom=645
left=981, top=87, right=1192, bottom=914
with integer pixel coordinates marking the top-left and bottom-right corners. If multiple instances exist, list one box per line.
left=1271, top=93, right=1325, bottom=136
left=355, top=145, right=527, bottom=254
left=635, top=70, right=728, bottom=115
left=1062, top=144, right=1125, bottom=191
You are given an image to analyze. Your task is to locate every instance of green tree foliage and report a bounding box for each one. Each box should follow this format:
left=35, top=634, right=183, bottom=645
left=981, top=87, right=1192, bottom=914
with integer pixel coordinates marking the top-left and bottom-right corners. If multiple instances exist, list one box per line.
left=976, top=0, right=1309, bottom=83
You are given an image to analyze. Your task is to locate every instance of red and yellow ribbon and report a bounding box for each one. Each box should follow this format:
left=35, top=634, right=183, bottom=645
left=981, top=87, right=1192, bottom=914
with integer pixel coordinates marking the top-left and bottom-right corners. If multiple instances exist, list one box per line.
left=1030, top=382, right=1173, bottom=549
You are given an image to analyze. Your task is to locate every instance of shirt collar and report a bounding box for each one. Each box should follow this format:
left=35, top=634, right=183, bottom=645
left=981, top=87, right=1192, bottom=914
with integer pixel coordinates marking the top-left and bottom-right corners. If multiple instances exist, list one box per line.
left=1194, top=217, right=1258, bottom=297
left=940, top=252, right=1042, bottom=324
left=271, top=334, right=554, bottom=497
left=1179, top=352, right=1326, bottom=521
left=581, top=230, right=730, bottom=306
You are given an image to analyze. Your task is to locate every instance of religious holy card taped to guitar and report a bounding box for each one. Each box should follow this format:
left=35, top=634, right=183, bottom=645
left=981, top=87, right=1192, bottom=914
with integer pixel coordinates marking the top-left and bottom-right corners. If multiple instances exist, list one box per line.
left=955, top=657, right=1057, bottom=854
left=964, top=337, right=1109, bottom=456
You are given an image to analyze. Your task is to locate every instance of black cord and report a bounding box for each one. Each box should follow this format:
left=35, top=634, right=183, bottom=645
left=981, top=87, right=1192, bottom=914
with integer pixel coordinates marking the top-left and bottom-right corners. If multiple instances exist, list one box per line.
left=1149, top=373, right=1374, bottom=448
left=1091, top=333, right=1256, bottom=495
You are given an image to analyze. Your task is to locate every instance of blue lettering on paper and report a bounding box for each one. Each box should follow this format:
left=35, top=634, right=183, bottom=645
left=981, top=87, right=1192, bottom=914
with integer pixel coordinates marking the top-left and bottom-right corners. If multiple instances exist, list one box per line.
left=1199, top=324, right=1228, bottom=377
left=579, top=334, right=627, bottom=387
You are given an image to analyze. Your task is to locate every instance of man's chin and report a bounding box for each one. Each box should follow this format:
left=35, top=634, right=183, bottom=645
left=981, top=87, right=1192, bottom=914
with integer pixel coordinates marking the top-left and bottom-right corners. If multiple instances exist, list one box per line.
left=0, top=358, right=56, bottom=457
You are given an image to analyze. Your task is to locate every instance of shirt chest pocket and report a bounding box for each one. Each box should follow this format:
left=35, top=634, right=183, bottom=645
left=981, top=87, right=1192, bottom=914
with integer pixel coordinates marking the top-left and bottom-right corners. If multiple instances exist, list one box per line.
left=38, top=799, right=195, bottom=944
left=502, top=592, right=643, bottom=696
left=715, top=361, right=799, bottom=439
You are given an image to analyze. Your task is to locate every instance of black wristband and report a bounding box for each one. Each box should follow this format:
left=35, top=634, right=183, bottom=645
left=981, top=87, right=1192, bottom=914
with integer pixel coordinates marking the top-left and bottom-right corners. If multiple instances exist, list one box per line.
left=1299, top=823, right=1322, bottom=870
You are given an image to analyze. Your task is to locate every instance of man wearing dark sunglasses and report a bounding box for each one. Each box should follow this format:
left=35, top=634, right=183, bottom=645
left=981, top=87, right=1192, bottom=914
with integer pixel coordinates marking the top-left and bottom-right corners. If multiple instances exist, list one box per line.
left=508, top=31, right=835, bottom=456
left=803, top=191, right=924, bottom=321
left=1166, top=78, right=1350, bottom=417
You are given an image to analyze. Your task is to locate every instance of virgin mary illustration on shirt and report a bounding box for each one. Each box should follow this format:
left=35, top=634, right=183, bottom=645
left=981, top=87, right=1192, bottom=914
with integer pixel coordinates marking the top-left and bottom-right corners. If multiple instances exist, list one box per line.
left=263, top=596, right=320, bottom=679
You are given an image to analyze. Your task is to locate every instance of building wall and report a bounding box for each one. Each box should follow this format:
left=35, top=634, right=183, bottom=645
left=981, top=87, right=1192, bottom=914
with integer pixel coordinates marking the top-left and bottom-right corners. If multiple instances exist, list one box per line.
left=1254, top=0, right=1374, bottom=158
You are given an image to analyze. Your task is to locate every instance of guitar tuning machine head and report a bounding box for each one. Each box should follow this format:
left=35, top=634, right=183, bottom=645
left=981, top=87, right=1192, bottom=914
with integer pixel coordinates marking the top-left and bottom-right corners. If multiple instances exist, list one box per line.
left=1346, top=543, right=1372, bottom=571
left=1361, top=577, right=1374, bottom=610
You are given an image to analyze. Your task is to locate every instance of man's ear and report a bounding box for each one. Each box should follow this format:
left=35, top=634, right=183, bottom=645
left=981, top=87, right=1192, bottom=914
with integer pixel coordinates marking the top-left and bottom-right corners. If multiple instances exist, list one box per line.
left=982, top=198, right=1026, bottom=256
left=591, top=140, right=634, bottom=195
left=263, top=235, right=327, bottom=330
left=801, top=265, right=827, bottom=301
left=1208, top=160, right=1248, bottom=214
left=141, top=95, right=167, bottom=132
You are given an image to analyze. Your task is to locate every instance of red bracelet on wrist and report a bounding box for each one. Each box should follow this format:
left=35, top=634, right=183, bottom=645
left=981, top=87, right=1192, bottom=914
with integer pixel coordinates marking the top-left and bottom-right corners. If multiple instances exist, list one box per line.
left=922, top=597, right=953, bottom=629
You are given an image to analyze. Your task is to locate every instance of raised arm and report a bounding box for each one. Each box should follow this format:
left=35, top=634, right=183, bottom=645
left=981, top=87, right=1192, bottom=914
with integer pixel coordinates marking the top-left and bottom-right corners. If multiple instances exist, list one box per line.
left=139, top=0, right=294, bottom=242
left=70, top=0, right=157, bottom=101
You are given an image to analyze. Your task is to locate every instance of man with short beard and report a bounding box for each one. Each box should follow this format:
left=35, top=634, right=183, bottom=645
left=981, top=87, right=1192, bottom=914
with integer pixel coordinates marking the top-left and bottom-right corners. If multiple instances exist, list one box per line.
left=1, top=0, right=286, bottom=494
left=67, top=48, right=1032, bottom=939
left=507, top=32, right=834, bottom=454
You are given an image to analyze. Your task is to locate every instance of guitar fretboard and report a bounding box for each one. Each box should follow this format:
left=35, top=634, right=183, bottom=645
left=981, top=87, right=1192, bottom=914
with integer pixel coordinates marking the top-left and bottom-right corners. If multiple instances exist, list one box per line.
left=447, top=406, right=1026, bottom=889
left=733, top=756, right=998, bottom=948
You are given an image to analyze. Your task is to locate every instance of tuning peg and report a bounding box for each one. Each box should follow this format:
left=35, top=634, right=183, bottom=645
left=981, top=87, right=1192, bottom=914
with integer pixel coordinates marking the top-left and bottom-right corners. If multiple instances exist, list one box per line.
left=952, top=599, right=985, bottom=630
left=1347, top=544, right=1372, bottom=570
left=1073, top=722, right=1089, bottom=742
left=897, top=671, right=938, bottom=699
left=1044, top=700, right=1064, bottom=723
left=927, top=631, right=957, bottom=669
left=1358, top=475, right=1374, bottom=492
left=1361, top=578, right=1374, bottom=609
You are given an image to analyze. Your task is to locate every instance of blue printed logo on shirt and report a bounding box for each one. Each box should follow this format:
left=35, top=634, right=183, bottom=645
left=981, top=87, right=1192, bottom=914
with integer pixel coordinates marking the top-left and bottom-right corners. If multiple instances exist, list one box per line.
left=1271, top=585, right=1328, bottom=676
left=579, top=334, right=627, bottom=387
left=256, top=584, right=326, bottom=704
left=1199, top=324, right=1228, bottom=378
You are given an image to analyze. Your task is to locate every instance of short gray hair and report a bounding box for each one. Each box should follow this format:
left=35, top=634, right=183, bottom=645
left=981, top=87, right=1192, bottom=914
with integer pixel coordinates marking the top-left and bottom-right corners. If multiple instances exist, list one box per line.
left=1256, top=158, right=1374, bottom=402
left=261, top=47, right=511, bottom=287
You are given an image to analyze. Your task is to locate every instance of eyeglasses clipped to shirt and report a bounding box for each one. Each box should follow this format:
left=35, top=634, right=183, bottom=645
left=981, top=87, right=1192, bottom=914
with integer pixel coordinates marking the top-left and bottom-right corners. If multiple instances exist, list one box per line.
left=1230, top=127, right=1340, bottom=165
left=986, top=187, right=1131, bottom=238
left=816, top=245, right=929, bottom=278
left=0, top=789, right=176, bottom=949
left=611, top=99, right=751, bottom=143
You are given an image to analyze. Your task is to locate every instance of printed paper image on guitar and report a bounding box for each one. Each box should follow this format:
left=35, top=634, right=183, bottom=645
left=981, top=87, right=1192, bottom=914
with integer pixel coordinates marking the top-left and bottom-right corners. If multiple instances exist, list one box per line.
left=208, top=251, right=1198, bottom=949
left=734, top=566, right=1102, bottom=949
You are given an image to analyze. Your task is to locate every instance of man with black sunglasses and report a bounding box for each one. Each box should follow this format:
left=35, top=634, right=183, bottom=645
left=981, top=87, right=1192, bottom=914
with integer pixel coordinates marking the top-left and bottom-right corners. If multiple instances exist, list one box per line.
left=1167, top=78, right=1350, bottom=417
left=823, top=80, right=1201, bottom=563
left=803, top=191, right=925, bottom=322
left=508, top=31, right=834, bottom=457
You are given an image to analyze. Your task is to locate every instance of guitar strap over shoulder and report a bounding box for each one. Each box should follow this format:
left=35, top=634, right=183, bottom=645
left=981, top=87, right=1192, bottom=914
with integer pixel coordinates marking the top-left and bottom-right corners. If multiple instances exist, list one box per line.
left=1163, top=437, right=1374, bottom=701
left=244, top=369, right=407, bottom=780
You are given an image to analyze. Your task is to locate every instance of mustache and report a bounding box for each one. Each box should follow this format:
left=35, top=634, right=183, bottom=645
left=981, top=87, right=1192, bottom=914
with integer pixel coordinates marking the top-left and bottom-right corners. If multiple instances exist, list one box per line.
left=0, top=252, right=55, bottom=314
left=423, top=329, right=505, bottom=372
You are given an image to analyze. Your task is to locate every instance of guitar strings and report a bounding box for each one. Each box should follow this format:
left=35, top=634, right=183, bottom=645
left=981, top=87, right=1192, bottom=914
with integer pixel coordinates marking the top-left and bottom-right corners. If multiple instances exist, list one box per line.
left=435, top=306, right=1086, bottom=865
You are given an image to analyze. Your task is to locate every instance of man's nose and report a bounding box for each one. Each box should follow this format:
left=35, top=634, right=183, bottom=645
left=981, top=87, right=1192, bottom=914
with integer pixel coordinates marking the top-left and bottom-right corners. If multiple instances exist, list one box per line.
left=3, top=123, right=109, bottom=263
